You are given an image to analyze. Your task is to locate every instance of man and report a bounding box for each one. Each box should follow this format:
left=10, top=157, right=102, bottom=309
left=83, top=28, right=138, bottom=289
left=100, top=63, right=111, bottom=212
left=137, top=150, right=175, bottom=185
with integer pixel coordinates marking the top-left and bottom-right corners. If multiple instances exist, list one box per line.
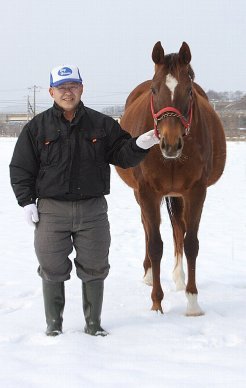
left=9, top=65, right=159, bottom=337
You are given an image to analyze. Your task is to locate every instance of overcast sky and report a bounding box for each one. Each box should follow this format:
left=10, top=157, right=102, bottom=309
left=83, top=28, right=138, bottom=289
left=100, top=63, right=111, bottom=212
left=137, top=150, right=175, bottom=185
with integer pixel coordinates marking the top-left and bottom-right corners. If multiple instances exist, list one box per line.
left=0, top=0, right=245, bottom=112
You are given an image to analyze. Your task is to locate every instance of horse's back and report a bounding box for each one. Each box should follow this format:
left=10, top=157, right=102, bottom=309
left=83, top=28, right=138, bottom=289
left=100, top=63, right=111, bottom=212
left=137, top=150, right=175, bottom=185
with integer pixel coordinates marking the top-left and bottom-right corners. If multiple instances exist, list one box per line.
left=116, top=81, right=152, bottom=190
left=125, top=80, right=151, bottom=110
left=209, top=116, right=226, bottom=186
left=193, top=82, right=208, bottom=100
left=194, top=90, right=226, bottom=186
left=121, top=81, right=153, bottom=139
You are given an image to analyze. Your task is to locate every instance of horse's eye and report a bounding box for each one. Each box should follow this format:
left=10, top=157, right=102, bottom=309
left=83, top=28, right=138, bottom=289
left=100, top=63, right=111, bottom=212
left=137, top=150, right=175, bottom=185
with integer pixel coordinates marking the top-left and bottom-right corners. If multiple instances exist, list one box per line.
left=151, top=87, right=156, bottom=95
left=189, top=89, right=193, bottom=97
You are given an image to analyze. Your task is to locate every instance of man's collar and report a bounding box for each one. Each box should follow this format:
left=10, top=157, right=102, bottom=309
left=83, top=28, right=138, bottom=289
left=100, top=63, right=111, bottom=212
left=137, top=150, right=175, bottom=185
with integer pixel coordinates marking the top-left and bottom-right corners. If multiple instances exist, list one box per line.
left=53, top=101, right=86, bottom=122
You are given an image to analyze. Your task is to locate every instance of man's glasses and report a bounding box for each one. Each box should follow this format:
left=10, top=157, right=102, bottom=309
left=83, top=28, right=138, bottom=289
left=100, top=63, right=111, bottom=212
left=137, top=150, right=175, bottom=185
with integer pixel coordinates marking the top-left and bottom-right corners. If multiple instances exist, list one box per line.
left=54, top=84, right=81, bottom=93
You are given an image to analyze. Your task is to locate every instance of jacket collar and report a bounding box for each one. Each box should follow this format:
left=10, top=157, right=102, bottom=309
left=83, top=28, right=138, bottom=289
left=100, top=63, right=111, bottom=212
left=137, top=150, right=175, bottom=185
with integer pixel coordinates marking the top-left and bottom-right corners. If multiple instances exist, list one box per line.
left=52, top=101, right=86, bottom=123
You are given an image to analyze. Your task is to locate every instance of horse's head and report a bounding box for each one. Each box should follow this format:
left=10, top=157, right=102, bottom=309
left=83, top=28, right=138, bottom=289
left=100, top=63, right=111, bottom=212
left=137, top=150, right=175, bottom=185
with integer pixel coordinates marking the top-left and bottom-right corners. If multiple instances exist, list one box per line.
left=151, top=41, right=194, bottom=159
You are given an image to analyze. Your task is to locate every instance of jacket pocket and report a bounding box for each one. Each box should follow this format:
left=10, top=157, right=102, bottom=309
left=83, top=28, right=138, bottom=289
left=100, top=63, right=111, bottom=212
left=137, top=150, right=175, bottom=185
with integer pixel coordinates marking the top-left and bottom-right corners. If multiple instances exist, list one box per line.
left=39, top=133, right=61, bottom=166
left=84, top=128, right=107, bottom=162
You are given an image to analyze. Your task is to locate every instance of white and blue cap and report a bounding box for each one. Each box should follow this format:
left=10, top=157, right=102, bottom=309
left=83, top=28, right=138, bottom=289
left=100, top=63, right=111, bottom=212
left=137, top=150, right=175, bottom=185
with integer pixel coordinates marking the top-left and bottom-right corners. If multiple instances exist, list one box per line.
left=50, top=65, right=83, bottom=87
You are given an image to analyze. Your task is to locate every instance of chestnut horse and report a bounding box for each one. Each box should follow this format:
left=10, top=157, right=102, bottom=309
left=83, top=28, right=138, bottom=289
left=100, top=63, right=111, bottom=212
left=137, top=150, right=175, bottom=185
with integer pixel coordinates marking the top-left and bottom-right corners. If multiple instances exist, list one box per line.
left=116, top=42, right=226, bottom=316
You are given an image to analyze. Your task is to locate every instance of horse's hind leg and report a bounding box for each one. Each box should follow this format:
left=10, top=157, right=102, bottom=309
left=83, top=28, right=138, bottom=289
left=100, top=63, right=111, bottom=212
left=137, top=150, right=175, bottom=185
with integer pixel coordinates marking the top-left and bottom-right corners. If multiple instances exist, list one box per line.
left=166, top=197, right=186, bottom=291
left=138, top=188, right=164, bottom=313
left=183, top=186, right=207, bottom=316
left=143, top=235, right=153, bottom=286
left=173, top=255, right=186, bottom=291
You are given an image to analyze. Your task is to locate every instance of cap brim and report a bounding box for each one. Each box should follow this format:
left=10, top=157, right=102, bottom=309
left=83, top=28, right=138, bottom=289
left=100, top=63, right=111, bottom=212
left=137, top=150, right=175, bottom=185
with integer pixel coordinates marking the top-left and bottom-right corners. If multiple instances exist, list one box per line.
left=51, top=78, right=83, bottom=87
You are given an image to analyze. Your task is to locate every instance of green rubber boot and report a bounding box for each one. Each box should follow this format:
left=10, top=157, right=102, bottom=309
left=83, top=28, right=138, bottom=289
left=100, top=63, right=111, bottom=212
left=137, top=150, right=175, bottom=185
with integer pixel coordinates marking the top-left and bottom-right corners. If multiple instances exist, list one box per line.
left=82, top=280, right=108, bottom=337
left=42, top=280, right=65, bottom=336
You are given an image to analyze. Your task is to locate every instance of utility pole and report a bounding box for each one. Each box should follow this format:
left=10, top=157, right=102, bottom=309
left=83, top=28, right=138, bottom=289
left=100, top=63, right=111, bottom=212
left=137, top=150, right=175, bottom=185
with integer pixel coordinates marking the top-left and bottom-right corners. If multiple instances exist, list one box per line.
left=28, top=85, right=40, bottom=117
left=33, top=85, right=37, bottom=116
left=27, top=95, right=33, bottom=121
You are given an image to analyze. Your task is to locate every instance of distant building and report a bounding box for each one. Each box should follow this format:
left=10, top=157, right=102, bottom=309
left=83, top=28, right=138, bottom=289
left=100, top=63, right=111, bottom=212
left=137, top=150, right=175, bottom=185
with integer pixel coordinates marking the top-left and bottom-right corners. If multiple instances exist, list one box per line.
left=215, top=97, right=246, bottom=139
left=1, top=96, right=246, bottom=139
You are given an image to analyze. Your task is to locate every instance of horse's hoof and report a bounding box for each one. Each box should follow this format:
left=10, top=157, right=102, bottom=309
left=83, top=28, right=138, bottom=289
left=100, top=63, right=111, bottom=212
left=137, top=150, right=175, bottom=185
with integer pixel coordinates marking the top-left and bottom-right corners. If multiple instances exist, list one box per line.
left=151, top=304, right=163, bottom=314
left=185, top=292, right=204, bottom=316
left=143, top=278, right=153, bottom=286
left=185, top=309, right=205, bottom=317
left=175, top=282, right=186, bottom=292
left=185, top=306, right=205, bottom=317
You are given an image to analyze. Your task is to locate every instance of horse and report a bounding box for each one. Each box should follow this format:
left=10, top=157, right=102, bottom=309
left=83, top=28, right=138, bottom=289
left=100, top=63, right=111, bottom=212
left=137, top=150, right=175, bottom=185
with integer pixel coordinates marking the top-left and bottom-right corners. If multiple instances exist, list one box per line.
left=116, top=41, right=226, bottom=316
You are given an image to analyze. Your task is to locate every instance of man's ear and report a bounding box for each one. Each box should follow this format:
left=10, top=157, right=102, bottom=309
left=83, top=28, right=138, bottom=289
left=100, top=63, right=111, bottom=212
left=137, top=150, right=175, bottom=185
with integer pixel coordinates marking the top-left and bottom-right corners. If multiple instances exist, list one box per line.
left=49, top=87, right=54, bottom=98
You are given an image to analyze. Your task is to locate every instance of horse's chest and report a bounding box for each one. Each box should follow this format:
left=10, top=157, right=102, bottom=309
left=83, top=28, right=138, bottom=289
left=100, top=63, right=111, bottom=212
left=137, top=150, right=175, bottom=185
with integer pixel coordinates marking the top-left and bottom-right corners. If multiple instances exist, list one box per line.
left=144, top=158, right=204, bottom=195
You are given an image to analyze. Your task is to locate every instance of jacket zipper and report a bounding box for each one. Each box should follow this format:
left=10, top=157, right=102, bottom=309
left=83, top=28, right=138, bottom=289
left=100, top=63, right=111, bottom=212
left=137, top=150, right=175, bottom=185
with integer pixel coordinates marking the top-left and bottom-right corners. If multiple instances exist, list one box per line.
left=66, top=122, right=72, bottom=189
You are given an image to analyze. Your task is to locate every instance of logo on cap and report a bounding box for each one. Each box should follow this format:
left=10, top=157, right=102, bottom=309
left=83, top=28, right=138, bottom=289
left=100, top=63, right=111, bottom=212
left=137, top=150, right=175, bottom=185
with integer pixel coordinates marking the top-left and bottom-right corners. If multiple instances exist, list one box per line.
left=58, top=67, right=73, bottom=77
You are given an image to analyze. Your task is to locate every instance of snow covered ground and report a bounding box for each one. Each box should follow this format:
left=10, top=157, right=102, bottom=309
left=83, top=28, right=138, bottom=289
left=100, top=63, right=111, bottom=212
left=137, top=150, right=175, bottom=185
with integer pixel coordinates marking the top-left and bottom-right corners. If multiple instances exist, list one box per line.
left=0, top=138, right=246, bottom=388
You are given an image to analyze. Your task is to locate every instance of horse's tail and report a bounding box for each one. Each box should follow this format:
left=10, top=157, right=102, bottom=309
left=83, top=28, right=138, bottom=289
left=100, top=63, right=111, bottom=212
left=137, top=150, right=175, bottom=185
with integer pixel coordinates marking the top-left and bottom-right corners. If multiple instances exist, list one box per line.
left=165, top=196, right=185, bottom=256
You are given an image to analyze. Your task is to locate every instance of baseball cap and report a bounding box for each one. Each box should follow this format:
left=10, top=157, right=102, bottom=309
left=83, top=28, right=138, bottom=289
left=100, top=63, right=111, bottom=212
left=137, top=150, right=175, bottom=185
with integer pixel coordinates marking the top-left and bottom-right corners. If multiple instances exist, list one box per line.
left=50, top=65, right=83, bottom=87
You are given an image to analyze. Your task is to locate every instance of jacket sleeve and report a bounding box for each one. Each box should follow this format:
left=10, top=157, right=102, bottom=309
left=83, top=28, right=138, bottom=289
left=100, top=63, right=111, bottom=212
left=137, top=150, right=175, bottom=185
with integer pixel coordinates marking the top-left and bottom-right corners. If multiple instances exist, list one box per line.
left=9, top=124, right=39, bottom=206
left=106, top=119, right=149, bottom=168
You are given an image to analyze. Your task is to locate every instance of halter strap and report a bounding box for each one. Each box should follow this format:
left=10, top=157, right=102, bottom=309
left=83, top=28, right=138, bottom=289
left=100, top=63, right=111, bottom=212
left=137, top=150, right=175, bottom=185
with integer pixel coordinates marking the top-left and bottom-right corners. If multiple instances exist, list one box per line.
left=150, top=94, right=193, bottom=138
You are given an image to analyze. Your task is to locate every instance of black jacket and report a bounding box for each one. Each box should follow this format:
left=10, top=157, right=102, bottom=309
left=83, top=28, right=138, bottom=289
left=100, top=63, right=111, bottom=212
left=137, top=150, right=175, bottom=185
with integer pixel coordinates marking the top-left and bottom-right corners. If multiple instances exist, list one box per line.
left=10, top=102, right=148, bottom=206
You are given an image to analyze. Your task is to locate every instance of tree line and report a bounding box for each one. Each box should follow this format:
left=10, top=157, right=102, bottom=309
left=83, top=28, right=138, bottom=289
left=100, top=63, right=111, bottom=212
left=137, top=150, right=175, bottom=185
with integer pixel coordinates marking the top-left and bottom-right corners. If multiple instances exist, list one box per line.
left=206, top=90, right=245, bottom=102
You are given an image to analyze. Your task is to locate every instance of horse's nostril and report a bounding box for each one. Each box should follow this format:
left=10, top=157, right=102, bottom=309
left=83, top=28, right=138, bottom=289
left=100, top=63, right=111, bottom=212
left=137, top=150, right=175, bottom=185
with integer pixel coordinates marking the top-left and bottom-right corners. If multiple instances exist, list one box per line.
left=177, top=138, right=182, bottom=150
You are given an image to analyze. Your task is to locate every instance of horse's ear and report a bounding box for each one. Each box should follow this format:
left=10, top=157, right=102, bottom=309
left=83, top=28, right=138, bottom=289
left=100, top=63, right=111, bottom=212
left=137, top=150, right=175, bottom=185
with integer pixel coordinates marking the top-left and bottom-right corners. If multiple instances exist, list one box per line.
left=179, top=42, right=191, bottom=65
left=152, top=41, right=165, bottom=65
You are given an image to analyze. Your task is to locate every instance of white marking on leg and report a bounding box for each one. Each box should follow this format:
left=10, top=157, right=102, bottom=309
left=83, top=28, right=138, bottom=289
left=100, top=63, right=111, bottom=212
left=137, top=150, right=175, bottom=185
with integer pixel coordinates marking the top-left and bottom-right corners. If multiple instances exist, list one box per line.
left=166, top=74, right=178, bottom=101
left=185, top=293, right=204, bottom=316
left=143, top=267, right=153, bottom=286
left=173, top=255, right=186, bottom=291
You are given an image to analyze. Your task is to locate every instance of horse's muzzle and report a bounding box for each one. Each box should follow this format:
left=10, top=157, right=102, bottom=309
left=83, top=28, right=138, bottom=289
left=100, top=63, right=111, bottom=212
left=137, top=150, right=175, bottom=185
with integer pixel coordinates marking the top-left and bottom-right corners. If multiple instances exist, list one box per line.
left=160, top=136, right=183, bottom=159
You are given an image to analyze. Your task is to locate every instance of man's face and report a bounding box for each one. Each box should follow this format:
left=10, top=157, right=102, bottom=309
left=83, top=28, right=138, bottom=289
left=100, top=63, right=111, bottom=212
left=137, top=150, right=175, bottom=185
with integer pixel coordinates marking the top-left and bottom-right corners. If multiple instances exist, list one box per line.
left=49, top=82, right=83, bottom=112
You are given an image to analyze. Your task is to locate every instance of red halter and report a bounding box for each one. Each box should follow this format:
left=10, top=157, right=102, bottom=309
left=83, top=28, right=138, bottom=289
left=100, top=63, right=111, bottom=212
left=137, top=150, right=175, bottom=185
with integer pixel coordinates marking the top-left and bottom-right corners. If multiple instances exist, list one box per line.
left=150, top=94, right=193, bottom=139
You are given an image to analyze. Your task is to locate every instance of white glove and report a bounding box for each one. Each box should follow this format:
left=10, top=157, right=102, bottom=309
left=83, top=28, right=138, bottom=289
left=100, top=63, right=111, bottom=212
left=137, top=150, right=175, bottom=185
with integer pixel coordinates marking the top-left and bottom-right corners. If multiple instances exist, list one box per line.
left=24, top=204, right=39, bottom=226
left=136, top=129, right=160, bottom=150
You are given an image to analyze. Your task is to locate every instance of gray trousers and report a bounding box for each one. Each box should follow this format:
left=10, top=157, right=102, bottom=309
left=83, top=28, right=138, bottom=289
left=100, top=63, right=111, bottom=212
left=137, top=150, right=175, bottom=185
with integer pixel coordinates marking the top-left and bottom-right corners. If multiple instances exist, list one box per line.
left=34, top=197, right=111, bottom=283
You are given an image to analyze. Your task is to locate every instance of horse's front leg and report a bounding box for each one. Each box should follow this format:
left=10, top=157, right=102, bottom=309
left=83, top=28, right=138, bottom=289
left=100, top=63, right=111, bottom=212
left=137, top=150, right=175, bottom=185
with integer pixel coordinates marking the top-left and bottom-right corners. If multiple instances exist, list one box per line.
left=139, top=189, right=164, bottom=313
left=149, top=229, right=164, bottom=313
left=183, top=184, right=207, bottom=316
left=134, top=190, right=152, bottom=286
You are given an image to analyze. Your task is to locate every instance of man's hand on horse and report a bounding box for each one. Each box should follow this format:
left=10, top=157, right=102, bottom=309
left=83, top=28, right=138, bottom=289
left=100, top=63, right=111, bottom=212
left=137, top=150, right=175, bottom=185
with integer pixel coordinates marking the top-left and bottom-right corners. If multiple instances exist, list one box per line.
left=136, top=129, right=160, bottom=150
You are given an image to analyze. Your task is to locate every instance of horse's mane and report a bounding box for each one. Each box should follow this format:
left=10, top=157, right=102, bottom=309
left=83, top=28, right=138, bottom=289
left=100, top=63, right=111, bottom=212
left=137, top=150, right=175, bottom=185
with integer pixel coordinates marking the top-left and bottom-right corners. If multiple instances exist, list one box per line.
left=164, top=53, right=195, bottom=80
